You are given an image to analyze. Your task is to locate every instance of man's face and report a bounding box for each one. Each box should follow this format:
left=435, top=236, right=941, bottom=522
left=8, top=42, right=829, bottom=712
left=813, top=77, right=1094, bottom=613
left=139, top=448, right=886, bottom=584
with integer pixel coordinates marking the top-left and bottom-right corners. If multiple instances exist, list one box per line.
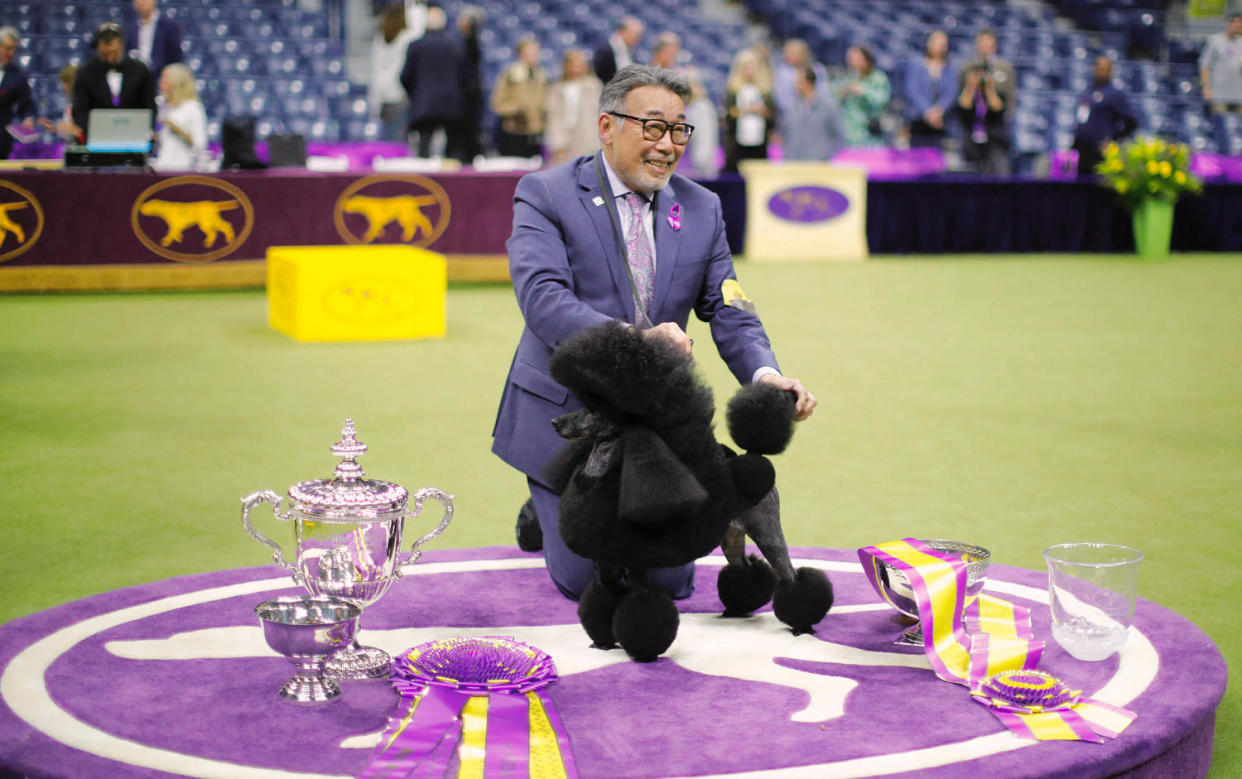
left=97, top=38, right=124, bottom=65
left=782, top=42, right=803, bottom=67
left=0, top=39, right=15, bottom=66
left=600, top=85, right=686, bottom=195
left=1093, top=56, right=1111, bottom=84
left=620, top=21, right=643, bottom=48
left=1228, top=17, right=1242, bottom=37
left=134, top=0, right=155, bottom=18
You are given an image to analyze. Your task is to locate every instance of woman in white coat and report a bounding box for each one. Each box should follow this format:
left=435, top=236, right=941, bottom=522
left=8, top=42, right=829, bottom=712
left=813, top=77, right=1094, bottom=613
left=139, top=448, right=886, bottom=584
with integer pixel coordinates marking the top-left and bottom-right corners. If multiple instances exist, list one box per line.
left=151, top=63, right=207, bottom=171
left=543, top=48, right=603, bottom=165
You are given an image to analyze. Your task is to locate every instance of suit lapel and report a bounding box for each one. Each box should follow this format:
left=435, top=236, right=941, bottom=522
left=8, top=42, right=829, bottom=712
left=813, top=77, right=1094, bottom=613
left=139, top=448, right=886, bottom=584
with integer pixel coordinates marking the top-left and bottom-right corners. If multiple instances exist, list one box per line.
left=650, top=181, right=682, bottom=319
left=578, top=155, right=633, bottom=311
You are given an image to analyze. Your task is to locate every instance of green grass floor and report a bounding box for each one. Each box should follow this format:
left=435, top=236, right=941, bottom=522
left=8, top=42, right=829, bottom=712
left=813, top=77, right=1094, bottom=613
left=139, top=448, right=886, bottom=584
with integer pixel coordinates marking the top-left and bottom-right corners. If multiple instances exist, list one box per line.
left=2, top=254, right=1240, bottom=775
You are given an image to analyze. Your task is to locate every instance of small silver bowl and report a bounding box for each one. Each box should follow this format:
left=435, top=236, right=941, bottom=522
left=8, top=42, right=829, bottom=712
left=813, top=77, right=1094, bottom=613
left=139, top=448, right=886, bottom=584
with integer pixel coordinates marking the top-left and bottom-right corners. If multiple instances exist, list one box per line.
left=875, top=539, right=991, bottom=646
left=255, top=595, right=362, bottom=704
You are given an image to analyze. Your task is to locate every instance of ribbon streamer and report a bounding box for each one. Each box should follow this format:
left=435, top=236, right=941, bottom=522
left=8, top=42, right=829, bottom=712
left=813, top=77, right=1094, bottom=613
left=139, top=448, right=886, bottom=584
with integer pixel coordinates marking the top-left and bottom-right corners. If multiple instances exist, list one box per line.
left=358, top=636, right=577, bottom=778
left=859, top=538, right=1136, bottom=743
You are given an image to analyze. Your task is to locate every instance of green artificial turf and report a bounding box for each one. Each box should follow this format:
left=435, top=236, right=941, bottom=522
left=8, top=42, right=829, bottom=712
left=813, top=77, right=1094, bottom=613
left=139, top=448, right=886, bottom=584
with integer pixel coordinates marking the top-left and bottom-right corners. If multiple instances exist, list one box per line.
left=1, top=254, right=1240, bottom=775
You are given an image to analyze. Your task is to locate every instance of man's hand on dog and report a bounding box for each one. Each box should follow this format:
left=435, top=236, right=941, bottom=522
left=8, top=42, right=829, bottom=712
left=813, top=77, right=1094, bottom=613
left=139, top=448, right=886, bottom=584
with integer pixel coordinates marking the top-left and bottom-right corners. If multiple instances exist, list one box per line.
left=641, top=323, right=816, bottom=421
left=758, top=373, right=817, bottom=421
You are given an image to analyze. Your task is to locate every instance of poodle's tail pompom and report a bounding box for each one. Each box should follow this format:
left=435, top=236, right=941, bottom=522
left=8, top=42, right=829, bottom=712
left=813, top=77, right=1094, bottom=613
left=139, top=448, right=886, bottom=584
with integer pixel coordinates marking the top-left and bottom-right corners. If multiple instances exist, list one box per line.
left=729, top=452, right=775, bottom=504
left=578, top=577, right=624, bottom=649
left=613, top=589, right=679, bottom=662
left=717, top=554, right=778, bottom=616
left=726, top=382, right=797, bottom=455
left=772, top=567, right=834, bottom=635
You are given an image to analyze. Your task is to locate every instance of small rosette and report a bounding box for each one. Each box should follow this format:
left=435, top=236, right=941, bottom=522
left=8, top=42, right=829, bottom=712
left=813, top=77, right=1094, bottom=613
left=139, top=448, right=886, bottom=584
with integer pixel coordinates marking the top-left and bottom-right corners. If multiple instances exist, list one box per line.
left=971, top=669, right=1080, bottom=714
left=390, top=635, right=559, bottom=697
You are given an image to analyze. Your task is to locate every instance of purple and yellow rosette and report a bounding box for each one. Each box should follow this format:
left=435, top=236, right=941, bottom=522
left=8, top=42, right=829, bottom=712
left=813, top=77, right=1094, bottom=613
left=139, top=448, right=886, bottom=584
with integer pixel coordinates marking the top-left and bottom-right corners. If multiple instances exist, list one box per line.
left=859, top=538, right=1136, bottom=743
left=359, top=636, right=577, bottom=778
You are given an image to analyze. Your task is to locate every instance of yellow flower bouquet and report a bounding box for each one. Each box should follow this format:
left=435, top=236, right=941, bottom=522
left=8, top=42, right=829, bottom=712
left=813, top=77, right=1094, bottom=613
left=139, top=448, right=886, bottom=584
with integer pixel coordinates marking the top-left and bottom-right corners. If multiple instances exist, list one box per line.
left=1095, top=136, right=1202, bottom=210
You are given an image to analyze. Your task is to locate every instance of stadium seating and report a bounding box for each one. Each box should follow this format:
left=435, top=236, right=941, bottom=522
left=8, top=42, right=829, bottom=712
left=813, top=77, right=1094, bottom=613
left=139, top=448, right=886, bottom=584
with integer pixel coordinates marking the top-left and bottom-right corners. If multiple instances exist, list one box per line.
left=7, top=0, right=1239, bottom=159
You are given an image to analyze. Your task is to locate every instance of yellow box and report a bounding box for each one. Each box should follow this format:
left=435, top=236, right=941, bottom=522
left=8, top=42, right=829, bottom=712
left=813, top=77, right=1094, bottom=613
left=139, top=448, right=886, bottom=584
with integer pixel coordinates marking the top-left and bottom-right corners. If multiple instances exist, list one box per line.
left=266, top=245, right=446, bottom=342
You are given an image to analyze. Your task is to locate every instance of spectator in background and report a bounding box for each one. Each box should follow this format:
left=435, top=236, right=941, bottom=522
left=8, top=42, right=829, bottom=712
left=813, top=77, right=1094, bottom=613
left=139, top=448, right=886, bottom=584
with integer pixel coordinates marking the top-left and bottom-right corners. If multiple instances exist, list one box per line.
left=956, top=59, right=1008, bottom=174
left=903, top=30, right=958, bottom=149
left=72, top=23, right=157, bottom=143
left=836, top=45, right=890, bottom=147
left=457, top=5, right=486, bottom=161
left=723, top=48, right=775, bottom=171
left=683, top=68, right=719, bottom=176
left=124, top=0, right=182, bottom=80
left=0, top=27, right=35, bottom=159
left=544, top=48, right=603, bottom=164
left=490, top=36, right=548, bottom=158
left=960, top=29, right=1016, bottom=125
left=1071, top=56, right=1136, bottom=177
left=650, top=32, right=681, bottom=71
left=39, top=65, right=81, bottom=142
left=404, top=0, right=428, bottom=40
left=151, top=62, right=206, bottom=170
left=400, top=5, right=468, bottom=159
left=782, top=66, right=843, bottom=161
left=593, top=16, right=643, bottom=85
left=772, top=39, right=829, bottom=138
left=368, top=3, right=417, bottom=142
left=1200, top=13, right=1242, bottom=136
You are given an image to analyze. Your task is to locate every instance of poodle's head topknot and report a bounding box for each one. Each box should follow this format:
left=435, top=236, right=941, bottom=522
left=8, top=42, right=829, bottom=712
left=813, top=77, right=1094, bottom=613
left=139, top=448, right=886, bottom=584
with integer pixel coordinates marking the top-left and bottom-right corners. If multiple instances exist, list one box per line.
left=548, top=322, right=711, bottom=426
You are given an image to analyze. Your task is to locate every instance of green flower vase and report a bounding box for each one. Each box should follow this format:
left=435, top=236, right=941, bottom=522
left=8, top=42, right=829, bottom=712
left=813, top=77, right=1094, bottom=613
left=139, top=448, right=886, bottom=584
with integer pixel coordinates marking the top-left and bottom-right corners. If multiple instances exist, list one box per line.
left=1131, top=198, right=1174, bottom=260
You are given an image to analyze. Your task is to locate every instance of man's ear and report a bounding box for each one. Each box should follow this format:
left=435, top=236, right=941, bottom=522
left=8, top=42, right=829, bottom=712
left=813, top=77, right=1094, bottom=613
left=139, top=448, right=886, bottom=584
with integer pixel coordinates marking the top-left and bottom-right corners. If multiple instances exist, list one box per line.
left=598, top=112, right=613, bottom=146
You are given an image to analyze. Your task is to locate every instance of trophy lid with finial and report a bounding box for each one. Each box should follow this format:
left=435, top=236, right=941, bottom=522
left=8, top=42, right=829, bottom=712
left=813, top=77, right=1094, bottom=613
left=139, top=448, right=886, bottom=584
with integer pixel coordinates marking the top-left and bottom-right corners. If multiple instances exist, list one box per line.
left=285, top=419, right=410, bottom=520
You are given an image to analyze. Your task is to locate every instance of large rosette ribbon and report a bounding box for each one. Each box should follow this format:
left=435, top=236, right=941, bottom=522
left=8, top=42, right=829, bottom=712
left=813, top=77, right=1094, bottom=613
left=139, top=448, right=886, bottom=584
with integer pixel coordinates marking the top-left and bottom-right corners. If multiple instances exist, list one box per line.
left=358, top=636, right=577, bottom=778
left=859, top=538, right=1136, bottom=743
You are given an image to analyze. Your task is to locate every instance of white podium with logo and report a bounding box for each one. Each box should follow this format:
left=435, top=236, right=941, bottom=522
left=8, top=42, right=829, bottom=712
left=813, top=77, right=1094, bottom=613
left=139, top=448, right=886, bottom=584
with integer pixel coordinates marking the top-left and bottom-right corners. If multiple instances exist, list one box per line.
left=737, top=161, right=868, bottom=262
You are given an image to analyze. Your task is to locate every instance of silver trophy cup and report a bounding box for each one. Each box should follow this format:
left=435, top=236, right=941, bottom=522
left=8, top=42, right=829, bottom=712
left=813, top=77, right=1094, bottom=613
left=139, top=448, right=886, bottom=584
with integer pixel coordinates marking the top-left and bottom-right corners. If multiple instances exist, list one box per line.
left=255, top=595, right=362, bottom=703
left=874, top=539, right=991, bottom=646
left=242, top=419, right=454, bottom=679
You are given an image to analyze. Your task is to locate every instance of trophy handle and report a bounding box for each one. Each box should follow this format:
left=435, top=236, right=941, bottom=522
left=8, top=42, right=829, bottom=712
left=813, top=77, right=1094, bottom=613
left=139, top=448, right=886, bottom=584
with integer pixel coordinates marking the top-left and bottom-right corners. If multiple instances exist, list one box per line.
left=241, top=490, right=296, bottom=573
left=399, top=488, right=454, bottom=572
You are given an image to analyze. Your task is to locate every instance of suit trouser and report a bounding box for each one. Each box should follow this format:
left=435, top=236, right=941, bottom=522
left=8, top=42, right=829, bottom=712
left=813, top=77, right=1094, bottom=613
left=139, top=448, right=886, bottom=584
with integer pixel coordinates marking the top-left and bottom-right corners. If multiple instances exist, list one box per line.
left=527, top=477, right=696, bottom=601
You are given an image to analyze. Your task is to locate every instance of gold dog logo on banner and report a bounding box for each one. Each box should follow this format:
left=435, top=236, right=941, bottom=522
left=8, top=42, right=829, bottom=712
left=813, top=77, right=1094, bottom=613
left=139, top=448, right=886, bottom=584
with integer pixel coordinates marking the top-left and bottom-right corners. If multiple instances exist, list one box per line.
left=0, top=179, right=44, bottom=262
left=334, top=174, right=451, bottom=247
left=131, top=176, right=255, bottom=263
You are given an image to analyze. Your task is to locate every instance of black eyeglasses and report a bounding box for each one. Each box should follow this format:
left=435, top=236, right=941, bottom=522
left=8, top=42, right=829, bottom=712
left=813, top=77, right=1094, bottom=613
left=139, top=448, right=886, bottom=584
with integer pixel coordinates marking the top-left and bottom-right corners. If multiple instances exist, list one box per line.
left=609, top=112, right=695, bottom=144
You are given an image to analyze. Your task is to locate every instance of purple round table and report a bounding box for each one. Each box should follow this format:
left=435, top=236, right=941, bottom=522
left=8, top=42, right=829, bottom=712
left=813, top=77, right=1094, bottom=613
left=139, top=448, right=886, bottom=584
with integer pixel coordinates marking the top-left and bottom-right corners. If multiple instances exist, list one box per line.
left=0, top=547, right=1225, bottom=778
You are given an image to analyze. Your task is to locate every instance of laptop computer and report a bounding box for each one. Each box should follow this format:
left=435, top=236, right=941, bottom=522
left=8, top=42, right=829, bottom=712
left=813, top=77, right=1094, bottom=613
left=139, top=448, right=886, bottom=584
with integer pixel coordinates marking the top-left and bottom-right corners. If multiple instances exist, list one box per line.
left=86, top=109, right=154, bottom=153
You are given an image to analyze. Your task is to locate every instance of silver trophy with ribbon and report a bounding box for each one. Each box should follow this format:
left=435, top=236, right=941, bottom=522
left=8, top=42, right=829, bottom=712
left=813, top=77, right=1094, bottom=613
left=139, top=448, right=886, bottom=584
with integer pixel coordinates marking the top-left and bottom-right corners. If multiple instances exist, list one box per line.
left=242, top=419, right=454, bottom=679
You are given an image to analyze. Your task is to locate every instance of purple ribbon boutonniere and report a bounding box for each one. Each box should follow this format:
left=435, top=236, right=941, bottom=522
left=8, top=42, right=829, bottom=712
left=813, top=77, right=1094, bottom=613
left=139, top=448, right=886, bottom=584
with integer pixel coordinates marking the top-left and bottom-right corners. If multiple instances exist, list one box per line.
left=667, top=203, right=682, bottom=231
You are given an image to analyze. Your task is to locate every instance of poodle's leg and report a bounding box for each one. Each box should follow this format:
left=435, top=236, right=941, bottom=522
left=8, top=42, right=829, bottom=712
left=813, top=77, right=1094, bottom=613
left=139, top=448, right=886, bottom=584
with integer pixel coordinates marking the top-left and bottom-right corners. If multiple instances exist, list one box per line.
left=717, top=521, right=777, bottom=616
left=577, top=562, right=627, bottom=649
left=736, top=487, right=796, bottom=582
left=738, top=487, right=834, bottom=634
left=612, top=567, right=679, bottom=662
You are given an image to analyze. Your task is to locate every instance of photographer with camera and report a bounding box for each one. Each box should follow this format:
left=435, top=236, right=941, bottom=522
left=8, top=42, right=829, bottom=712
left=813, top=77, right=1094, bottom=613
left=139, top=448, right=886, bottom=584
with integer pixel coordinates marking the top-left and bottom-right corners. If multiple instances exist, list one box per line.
left=956, top=29, right=1014, bottom=175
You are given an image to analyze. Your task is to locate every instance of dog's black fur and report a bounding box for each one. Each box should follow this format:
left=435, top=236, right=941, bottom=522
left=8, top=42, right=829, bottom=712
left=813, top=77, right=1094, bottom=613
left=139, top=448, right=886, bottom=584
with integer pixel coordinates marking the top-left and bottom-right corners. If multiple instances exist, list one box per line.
left=544, top=323, right=833, bottom=661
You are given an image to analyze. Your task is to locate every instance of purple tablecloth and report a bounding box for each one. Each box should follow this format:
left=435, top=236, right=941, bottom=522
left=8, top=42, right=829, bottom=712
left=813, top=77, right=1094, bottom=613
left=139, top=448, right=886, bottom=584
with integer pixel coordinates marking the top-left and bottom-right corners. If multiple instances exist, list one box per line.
left=0, top=546, right=1225, bottom=778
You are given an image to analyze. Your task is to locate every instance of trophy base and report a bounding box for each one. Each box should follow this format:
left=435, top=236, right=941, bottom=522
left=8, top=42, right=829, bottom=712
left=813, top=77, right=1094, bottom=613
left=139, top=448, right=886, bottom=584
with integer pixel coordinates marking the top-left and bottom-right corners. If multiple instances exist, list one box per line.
left=279, top=673, right=342, bottom=704
left=324, top=645, right=390, bottom=680
left=897, top=623, right=925, bottom=647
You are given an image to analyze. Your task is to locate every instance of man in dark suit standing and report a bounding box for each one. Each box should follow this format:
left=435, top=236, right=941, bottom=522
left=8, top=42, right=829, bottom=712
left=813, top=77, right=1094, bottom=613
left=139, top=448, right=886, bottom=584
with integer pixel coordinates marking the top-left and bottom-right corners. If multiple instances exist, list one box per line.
left=124, top=0, right=182, bottom=80
left=399, top=5, right=468, bottom=160
left=72, top=23, right=157, bottom=142
left=592, top=16, right=643, bottom=85
left=492, top=65, right=816, bottom=601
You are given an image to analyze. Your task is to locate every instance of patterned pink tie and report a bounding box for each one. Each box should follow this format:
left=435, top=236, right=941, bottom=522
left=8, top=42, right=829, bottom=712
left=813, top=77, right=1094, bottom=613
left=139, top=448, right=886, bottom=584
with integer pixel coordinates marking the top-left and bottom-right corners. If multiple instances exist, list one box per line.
left=623, top=191, right=655, bottom=321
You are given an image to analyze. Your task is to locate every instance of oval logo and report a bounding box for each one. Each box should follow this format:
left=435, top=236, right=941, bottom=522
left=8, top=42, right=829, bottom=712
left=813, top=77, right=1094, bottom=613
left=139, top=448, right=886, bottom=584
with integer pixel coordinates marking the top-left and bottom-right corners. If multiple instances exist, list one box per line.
left=131, top=176, right=255, bottom=263
left=768, top=186, right=850, bottom=223
left=0, top=179, right=45, bottom=262
left=334, top=174, right=451, bottom=248
left=319, top=274, right=419, bottom=325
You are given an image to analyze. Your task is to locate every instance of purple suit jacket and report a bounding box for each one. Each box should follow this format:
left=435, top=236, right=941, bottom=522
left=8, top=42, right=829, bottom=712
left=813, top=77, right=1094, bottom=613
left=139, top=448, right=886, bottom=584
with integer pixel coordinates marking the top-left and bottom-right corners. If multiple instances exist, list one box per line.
left=492, top=154, right=779, bottom=483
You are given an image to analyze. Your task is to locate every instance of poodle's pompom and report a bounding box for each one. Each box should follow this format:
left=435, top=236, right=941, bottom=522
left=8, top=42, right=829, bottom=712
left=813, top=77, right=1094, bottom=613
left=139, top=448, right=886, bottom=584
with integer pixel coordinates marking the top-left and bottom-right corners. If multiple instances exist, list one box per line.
left=612, top=589, right=679, bottom=662
left=772, top=567, right=834, bottom=635
left=717, top=554, right=777, bottom=616
left=726, top=382, right=797, bottom=455
left=728, top=453, right=775, bottom=504
left=577, top=578, right=623, bottom=649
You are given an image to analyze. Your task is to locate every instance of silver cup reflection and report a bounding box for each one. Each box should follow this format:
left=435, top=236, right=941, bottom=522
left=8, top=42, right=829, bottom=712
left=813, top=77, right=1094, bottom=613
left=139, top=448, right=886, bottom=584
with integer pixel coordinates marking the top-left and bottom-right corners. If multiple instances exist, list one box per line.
left=242, top=419, right=454, bottom=679
left=875, top=539, right=991, bottom=646
left=255, top=595, right=362, bottom=703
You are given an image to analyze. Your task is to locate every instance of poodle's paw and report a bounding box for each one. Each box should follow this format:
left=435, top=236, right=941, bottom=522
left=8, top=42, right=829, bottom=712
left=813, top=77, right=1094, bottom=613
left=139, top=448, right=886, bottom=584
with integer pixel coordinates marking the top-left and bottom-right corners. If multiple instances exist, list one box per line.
left=772, top=567, right=834, bottom=635
left=613, top=589, right=679, bottom=662
left=717, top=554, right=777, bottom=616
left=578, top=577, right=625, bottom=649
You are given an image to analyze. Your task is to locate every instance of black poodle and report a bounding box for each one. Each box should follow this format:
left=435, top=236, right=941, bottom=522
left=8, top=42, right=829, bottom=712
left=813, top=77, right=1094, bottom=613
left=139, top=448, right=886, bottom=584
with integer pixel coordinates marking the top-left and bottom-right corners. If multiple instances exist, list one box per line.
left=544, top=322, right=833, bottom=661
